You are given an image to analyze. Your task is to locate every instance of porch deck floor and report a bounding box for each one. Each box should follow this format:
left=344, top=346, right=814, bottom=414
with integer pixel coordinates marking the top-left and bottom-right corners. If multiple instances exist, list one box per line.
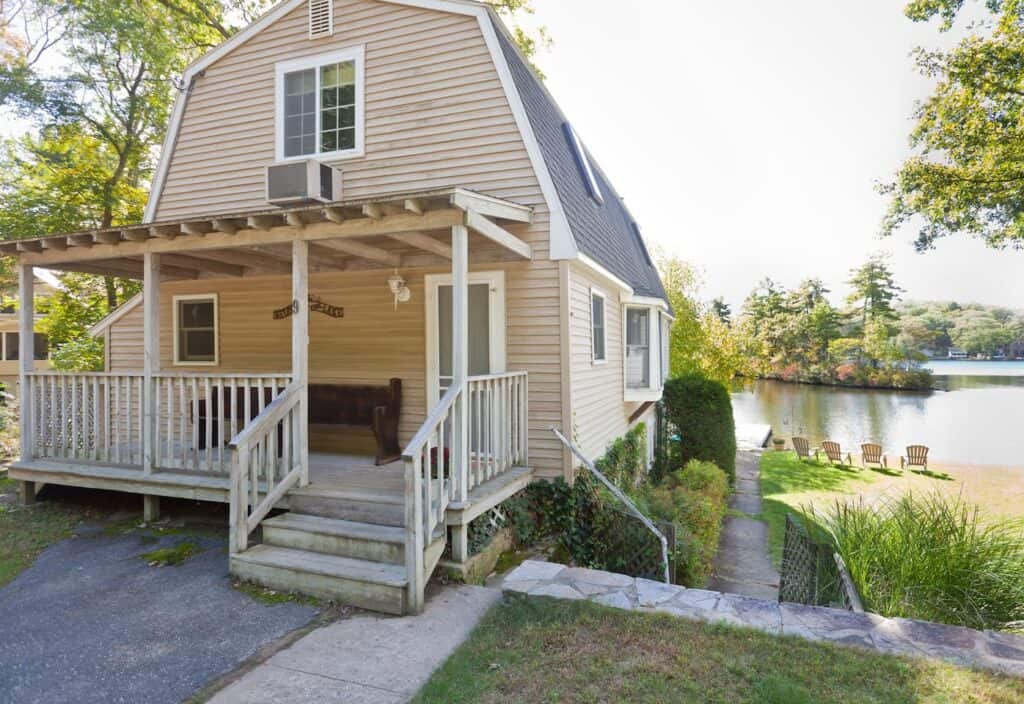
left=308, top=453, right=403, bottom=493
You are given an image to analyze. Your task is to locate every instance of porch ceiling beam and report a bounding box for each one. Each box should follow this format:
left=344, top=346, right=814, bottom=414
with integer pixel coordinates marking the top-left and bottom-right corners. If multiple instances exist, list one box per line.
left=285, top=212, right=307, bottom=229
left=121, top=227, right=150, bottom=243
left=323, top=207, right=345, bottom=224
left=308, top=244, right=351, bottom=271
left=362, top=204, right=384, bottom=220
left=68, top=234, right=94, bottom=248
left=181, top=221, right=212, bottom=236
left=149, top=225, right=179, bottom=239
left=212, top=219, right=239, bottom=234
left=452, top=189, right=532, bottom=223
left=103, top=258, right=200, bottom=280
left=95, top=232, right=122, bottom=245
left=18, top=209, right=465, bottom=266
left=403, top=198, right=424, bottom=215
left=40, top=238, right=67, bottom=251
left=388, top=231, right=451, bottom=259
left=315, top=238, right=400, bottom=266
left=149, top=253, right=245, bottom=277
left=465, top=210, right=532, bottom=260
left=16, top=241, right=42, bottom=253
left=186, top=248, right=292, bottom=274
left=248, top=215, right=277, bottom=231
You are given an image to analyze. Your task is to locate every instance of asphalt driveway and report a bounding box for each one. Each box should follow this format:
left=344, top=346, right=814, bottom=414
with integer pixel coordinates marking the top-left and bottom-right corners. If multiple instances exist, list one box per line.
left=0, top=521, right=318, bottom=704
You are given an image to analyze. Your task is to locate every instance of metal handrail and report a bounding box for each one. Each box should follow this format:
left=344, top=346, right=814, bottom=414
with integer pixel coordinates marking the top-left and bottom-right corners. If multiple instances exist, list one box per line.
left=550, top=427, right=671, bottom=584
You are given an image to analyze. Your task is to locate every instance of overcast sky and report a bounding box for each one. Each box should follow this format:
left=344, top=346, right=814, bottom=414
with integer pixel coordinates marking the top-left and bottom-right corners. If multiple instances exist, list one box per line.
left=521, top=0, right=1024, bottom=310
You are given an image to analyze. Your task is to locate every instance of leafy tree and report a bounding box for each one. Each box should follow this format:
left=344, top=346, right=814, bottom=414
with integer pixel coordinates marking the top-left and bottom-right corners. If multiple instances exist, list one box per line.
left=846, top=256, right=903, bottom=333
left=882, top=0, right=1024, bottom=249
left=710, top=297, right=731, bottom=324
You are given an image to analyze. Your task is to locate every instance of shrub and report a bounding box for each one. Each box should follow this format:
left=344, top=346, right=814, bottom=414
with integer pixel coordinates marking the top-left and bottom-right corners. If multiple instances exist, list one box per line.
left=663, top=373, right=736, bottom=482
left=819, top=493, right=1024, bottom=630
left=635, top=460, right=729, bottom=586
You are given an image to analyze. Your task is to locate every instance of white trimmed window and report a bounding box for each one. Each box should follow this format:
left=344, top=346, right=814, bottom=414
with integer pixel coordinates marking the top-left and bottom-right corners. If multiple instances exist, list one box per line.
left=174, top=295, right=218, bottom=365
left=591, top=288, right=606, bottom=363
left=625, top=307, right=650, bottom=389
left=275, top=47, right=365, bottom=161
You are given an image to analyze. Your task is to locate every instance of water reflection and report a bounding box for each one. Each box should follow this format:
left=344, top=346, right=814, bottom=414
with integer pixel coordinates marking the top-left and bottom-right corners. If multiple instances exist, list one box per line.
left=732, top=371, right=1024, bottom=467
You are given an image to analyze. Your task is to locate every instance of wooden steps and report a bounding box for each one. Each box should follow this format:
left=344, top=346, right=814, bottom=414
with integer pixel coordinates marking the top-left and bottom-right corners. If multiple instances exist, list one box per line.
left=262, top=513, right=405, bottom=564
left=287, top=485, right=406, bottom=526
left=230, top=544, right=408, bottom=615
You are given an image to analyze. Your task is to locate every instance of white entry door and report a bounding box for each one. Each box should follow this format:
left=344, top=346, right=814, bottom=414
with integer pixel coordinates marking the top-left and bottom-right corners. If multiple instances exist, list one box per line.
left=425, top=271, right=506, bottom=407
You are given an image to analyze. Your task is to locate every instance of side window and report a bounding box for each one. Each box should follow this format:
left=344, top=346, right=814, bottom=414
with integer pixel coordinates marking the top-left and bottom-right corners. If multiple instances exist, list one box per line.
left=625, top=307, right=650, bottom=389
left=591, top=290, right=606, bottom=362
left=175, top=296, right=218, bottom=365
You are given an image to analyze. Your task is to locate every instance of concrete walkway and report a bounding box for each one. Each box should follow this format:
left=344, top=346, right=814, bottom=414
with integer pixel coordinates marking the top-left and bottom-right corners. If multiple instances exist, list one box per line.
left=708, top=450, right=780, bottom=599
left=504, top=561, right=1024, bottom=677
left=208, top=585, right=501, bottom=703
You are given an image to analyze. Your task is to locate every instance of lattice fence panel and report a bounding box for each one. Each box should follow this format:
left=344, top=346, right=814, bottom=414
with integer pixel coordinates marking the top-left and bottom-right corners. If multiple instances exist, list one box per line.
left=779, top=513, right=848, bottom=608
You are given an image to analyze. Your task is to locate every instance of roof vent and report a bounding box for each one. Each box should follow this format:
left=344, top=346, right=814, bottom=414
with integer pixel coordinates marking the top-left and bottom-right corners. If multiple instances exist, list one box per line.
left=309, top=0, right=333, bottom=39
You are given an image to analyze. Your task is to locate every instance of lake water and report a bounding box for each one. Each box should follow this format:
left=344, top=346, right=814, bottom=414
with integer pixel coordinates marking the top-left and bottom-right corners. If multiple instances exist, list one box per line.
left=731, top=360, right=1024, bottom=467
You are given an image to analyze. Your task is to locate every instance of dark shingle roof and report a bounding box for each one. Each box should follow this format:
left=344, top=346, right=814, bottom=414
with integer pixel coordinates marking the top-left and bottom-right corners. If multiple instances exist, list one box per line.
left=491, top=16, right=668, bottom=303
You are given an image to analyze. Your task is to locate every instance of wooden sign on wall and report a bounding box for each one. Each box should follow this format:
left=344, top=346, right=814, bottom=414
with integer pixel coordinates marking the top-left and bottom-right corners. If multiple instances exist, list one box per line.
left=273, top=294, right=345, bottom=320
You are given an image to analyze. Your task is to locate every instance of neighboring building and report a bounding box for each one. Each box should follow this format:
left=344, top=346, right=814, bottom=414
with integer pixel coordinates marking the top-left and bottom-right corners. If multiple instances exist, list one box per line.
left=0, top=270, right=59, bottom=392
left=2, top=0, right=670, bottom=614
left=947, top=347, right=968, bottom=360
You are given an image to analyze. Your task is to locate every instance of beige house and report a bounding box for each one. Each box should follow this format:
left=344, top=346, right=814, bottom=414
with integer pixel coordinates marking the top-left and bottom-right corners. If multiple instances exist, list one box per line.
left=0, top=270, right=59, bottom=390
left=3, top=0, right=670, bottom=614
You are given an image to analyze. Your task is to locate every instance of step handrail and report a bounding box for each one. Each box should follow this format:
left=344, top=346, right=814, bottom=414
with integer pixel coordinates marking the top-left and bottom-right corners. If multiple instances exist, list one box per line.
left=402, top=381, right=462, bottom=460
left=550, top=426, right=671, bottom=584
left=229, top=381, right=304, bottom=553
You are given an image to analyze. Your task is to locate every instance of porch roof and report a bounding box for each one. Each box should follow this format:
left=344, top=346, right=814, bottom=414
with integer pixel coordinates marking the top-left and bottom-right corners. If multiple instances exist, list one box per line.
left=0, top=187, right=533, bottom=280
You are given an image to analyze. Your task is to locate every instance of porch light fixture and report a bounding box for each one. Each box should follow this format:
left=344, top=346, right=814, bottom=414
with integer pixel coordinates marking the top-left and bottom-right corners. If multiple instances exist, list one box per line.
left=388, top=269, right=411, bottom=310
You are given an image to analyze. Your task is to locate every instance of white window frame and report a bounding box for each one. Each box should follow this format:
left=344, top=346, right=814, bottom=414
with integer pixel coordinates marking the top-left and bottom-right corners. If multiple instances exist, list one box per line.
left=623, top=304, right=662, bottom=402
left=173, top=294, right=219, bottom=367
left=424, top=271, right=507, bottom=410
left=590, top=287, right=607, bottom=364
left=274, top=46, right=366, bottom=163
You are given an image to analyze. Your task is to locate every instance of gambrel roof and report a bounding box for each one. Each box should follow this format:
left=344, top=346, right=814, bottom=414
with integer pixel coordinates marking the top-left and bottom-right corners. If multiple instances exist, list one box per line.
left=137, top=0, right=667, bottom=304
left=490, top=16, right=668, bottom=303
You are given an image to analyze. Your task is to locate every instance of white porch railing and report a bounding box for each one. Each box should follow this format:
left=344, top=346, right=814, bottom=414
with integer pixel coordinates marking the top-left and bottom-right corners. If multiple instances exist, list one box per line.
left=466, top=371, right=528, bottom=492
left=402, top=380, right=462, bottom=613
left=153, top=373, right=291, bottom=474
left=27, top=372, right=144, bottom=465
left=228, top=381, right=304, bottom=553
left=24, top=371, right=293, bottom=475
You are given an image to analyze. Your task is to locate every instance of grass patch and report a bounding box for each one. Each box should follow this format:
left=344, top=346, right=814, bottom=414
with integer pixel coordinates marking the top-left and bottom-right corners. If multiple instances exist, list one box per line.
left=493, top=548, right=531, bottom=575
left=760, top=451, right=875, bottom=565
left=232, top=579, right=324, bottom=607
left=0, top=501, right=86, bottom=586
left=140, top=540, right=203, bottom=566
left=414, top=596, right=1024, bottom=704
left=819, top=492, right=1024, bottom=630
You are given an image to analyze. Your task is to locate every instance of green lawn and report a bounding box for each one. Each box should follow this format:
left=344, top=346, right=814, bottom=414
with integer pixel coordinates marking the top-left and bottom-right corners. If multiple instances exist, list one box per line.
left=758, top=451, right=876, bottom=565
left=0, top=491, right=87, bottom=586
left=414, top=596, right=1024, bottom=704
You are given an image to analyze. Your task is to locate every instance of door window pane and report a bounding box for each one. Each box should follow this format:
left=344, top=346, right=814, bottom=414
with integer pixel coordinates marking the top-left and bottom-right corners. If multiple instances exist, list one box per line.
left=437, top=283, right=491, bottom=392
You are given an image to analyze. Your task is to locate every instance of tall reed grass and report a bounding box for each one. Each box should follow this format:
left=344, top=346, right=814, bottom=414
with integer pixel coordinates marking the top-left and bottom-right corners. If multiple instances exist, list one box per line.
left=816, top=492, right=1024, bottom=631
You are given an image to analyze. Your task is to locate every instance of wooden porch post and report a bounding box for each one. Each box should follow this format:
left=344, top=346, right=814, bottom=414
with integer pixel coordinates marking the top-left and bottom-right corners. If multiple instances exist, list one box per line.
left=292, top=239, right=310, bottom=486
left=18, top=264, right=33, bottom=464
left=450, top=224, right=470, bottom=562
left=143, top=252, right=160, bottom=474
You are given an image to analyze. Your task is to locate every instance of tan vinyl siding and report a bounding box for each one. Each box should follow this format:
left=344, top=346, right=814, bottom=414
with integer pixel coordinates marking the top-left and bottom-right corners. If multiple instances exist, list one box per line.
left=148, top=0, right=566, bottom=476
left=156, top=0, right=539, bottom=217
left=568, top=261, right=644, bottom=462
left=103, top=259, right=565, bottom=475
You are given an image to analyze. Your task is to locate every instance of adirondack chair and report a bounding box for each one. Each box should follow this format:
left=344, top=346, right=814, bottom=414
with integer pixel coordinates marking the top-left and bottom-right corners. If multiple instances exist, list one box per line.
left=901, top=445, right=929, bottom=472
left=861, top=443, right=887, bottom=469
left=792, top=436, right=815, bottom=462
left=821, top=441, right=852, bottom=466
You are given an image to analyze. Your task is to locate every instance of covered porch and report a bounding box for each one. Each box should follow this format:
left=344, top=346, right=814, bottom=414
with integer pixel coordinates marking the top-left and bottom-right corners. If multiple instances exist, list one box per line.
left=6, top=187, right=537, bottom=612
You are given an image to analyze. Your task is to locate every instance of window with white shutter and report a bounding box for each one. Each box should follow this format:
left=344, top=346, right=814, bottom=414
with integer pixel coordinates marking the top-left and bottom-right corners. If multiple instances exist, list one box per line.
left=309, top=0, right=333, bottom=38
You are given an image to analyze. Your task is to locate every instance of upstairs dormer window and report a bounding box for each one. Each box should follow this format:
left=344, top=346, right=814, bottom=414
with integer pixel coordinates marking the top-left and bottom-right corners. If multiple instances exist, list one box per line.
left=563, top=122, right=604, bottom=204
left=275, top=47, right=365, bottom=162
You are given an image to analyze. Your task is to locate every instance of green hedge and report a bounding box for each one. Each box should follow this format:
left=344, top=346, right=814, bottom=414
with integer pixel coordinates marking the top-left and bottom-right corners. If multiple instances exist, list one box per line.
left=662, top=374, right=736, bottom=483
left=634, top=460, right=729, bottom=586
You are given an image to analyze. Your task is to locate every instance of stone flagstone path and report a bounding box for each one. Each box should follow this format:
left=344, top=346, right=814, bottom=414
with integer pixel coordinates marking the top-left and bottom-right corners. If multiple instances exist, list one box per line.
left=708, top=450, right=780, bottom=599
left=503, top=560, right=1024, bottom=677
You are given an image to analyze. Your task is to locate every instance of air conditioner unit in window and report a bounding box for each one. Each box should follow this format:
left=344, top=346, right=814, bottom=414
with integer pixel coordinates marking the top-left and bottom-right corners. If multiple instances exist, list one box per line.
left=266, top=160, right=342, bottom=206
